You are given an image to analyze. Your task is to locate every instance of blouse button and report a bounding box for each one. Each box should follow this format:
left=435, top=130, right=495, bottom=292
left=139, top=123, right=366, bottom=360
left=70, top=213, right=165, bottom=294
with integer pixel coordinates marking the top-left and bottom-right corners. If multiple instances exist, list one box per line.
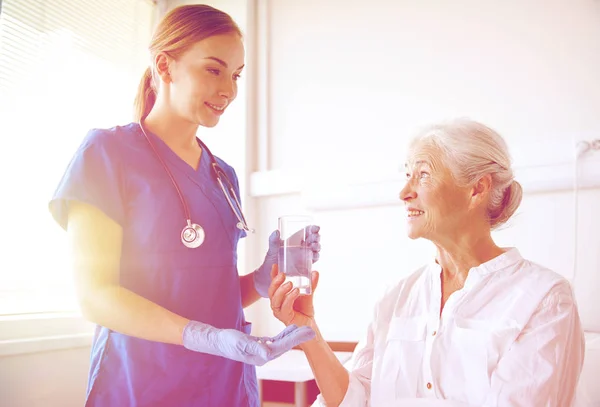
left=427, top=382, right=432, bottom=390
left=432, top=330, right=437, bottom=336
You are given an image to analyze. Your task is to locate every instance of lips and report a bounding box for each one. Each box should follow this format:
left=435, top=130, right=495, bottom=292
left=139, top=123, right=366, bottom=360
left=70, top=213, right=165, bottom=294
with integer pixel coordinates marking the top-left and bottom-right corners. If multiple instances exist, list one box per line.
left=205, top=102, right=226, bottom=114
left=407, top=208, right=425, bottom=217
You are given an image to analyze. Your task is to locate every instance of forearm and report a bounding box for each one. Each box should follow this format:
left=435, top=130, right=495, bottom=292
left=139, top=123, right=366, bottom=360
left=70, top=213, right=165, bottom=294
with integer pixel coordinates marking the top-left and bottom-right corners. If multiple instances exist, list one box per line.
left=301, top=320, right=350, bottom=407
left=240, top=272, right=262, bottom=307
left=79, top=284, right=189, bottom=345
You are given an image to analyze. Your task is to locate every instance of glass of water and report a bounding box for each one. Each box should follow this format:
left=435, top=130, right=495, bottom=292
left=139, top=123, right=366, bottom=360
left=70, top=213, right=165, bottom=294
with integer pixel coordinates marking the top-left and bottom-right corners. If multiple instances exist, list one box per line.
left=278, top=215, right=313, bottom=295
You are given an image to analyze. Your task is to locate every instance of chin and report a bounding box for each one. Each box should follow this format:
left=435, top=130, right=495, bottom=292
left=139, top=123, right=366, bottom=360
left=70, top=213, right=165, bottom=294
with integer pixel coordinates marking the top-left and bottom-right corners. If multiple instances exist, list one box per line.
left=406, top=227, right=422, bottom=240
left=197, top=116, right=220, bottom=128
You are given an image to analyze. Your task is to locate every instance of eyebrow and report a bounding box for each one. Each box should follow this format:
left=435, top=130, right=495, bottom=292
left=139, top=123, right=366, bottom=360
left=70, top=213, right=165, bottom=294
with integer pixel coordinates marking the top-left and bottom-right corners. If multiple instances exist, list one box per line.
left=204, top=56, right=245, bottom=70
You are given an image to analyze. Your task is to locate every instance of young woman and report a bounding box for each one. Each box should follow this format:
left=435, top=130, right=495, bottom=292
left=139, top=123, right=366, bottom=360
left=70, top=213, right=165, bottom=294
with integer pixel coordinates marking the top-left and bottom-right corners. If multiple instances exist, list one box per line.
left=50, top=5, right=319, bottom=406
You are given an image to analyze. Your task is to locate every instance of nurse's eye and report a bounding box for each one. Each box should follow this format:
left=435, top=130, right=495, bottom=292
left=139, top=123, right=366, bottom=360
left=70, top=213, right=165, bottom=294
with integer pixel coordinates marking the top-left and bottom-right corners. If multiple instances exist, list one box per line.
left=207, top=68, right=220, bottom=76
left=233, top=73, right=242, bottom=81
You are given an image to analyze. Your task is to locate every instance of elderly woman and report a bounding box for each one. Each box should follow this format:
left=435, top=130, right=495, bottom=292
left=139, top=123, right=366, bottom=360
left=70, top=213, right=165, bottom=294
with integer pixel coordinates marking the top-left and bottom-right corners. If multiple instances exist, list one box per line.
left=268, top=118, right=585, bottom=407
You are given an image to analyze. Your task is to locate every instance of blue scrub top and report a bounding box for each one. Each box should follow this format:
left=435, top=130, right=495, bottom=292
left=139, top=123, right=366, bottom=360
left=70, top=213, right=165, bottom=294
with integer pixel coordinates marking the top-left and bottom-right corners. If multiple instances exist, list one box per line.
left=49, top=123, right=258, bottom=407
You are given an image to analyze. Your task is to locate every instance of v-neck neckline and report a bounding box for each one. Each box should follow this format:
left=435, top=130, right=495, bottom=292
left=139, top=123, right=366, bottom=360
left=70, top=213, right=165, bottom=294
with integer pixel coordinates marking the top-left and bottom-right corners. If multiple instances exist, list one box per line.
left=137, top=123, right=210, bottom=179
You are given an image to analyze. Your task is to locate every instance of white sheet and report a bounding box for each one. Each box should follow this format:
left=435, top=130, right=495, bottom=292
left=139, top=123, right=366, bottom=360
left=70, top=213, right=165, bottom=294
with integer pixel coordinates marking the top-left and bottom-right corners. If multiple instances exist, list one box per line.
left=574, top=332, right=600, bottom=407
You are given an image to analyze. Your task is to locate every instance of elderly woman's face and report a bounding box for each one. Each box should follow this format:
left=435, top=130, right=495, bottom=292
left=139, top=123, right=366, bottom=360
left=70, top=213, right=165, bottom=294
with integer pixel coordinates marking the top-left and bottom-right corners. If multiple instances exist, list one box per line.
left=400, top=142, right=472, bottom=241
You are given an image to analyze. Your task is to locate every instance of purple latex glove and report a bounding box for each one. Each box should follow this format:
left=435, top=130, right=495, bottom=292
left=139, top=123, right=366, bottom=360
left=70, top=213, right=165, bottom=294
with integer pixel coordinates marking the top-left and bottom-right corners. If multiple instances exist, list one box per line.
left=182, top=322, right=315, bottom=366
left=254, top=225, right=321, bottom=297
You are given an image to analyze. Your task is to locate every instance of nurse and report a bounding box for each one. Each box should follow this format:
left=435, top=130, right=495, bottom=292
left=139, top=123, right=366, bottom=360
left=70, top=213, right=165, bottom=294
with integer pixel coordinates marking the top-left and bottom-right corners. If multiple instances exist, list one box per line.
left=49, top=4, right=318, bottom=407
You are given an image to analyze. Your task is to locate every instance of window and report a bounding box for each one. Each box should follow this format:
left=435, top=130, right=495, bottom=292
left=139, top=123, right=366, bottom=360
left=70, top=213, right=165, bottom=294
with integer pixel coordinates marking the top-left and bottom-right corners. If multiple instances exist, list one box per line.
left=0, top=0, right=156, bottom=316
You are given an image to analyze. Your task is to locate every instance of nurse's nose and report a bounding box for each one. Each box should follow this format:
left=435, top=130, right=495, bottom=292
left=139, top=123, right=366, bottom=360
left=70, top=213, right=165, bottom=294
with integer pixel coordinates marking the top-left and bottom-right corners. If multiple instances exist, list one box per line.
left=219, top=77, right=236, bottom=100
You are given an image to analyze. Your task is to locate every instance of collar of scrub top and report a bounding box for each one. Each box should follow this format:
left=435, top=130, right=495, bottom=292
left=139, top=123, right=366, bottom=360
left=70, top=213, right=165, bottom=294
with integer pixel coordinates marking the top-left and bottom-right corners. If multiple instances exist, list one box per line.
left=139, top=120, right=254, bottom=235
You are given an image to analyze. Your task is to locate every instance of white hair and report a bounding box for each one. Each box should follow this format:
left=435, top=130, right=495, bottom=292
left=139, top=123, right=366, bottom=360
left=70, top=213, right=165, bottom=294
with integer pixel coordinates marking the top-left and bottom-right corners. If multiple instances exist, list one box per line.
left=410, top=118, right=523, bottom=229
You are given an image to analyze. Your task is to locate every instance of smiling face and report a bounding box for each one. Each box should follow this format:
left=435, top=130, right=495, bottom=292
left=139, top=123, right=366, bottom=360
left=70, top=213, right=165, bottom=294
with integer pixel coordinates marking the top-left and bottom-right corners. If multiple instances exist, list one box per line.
left=157, top=33, right=245, bottom=128
left=400, top=141, right=473, bottom=241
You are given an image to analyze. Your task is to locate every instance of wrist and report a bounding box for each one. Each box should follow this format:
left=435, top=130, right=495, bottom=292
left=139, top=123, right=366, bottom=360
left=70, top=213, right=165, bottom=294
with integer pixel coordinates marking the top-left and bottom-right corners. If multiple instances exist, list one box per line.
left=253, top=268, right=270, bottom=298
left=182, top=320, right=218, bottom=353
left=178, top=318, right=192, bottom=346
left=300, top=320, right=324, bottom=350
left=288, top=315, right=315, bottom=328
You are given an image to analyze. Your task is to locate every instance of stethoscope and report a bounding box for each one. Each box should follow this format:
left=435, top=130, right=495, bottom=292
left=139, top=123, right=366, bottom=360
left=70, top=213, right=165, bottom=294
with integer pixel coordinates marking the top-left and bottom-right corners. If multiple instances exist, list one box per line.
left=139, top=122, right=254, bottom=248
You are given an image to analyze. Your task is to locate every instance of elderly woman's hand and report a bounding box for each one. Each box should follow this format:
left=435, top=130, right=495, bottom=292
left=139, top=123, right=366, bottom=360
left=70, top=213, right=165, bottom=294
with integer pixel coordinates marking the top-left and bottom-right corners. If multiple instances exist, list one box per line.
left=268, top=264, right=319, bottom=327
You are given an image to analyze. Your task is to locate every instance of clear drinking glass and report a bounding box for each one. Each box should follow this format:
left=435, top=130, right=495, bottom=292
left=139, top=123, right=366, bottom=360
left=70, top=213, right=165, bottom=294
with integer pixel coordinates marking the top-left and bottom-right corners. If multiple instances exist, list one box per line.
left=278, top=215, right=313, bottom=295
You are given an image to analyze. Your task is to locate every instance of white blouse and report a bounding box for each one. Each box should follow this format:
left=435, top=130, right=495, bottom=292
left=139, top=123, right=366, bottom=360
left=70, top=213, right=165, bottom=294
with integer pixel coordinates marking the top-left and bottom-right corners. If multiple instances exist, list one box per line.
left=314, top=248, right=585, bottom=407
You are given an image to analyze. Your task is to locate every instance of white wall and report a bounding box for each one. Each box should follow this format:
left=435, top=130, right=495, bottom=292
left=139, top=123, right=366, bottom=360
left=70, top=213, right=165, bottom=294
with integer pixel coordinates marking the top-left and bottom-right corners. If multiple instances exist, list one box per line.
left=0, top=347, right=90, bottom=407
left=244, top=0, right=600, bottom=341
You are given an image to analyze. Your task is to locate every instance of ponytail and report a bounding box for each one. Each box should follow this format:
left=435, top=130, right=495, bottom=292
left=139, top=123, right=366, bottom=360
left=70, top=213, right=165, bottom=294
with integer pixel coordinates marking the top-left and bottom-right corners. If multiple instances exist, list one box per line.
left=134, top=67, right=156, bottom=121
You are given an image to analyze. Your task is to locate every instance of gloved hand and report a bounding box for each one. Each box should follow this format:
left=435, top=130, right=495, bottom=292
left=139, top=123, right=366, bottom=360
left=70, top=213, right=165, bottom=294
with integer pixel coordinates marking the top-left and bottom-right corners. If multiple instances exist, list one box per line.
left=182, top=321, right=315, bottom=366
left=254, top=225, right=321, bottom=297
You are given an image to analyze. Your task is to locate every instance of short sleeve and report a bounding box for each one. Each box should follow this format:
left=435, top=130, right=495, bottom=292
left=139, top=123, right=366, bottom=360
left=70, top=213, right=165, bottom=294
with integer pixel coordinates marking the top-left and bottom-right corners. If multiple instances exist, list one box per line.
left=49, top=128, right=126, bottom=230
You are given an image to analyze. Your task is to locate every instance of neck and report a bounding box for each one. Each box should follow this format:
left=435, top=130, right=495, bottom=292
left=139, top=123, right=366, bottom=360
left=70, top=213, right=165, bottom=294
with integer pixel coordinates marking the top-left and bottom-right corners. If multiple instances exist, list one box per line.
left=433, top=223, right=504, bottom=282
left=144, top=105, right=199, bottom=150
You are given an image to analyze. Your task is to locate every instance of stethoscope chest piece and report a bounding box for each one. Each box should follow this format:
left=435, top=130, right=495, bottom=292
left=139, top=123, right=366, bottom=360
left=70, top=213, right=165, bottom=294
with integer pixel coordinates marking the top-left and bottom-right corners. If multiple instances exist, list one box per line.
left=139, top=121, right=253, bottom=248
left=181, top=220, right=205, bottom=248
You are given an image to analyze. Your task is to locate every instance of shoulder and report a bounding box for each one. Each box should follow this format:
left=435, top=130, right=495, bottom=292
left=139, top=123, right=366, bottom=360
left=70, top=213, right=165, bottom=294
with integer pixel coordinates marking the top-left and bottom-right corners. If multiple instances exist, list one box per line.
left=480, top=250, right=577, bottom=323
left=49, top=123, right=139, bottom=230
left=505, top=252, right=573, bottom=296
left=506, top=257, right=581, bottom=335
left=80, top=122, right=140, bottom=152
left=511, top=256, right=576, bottom=305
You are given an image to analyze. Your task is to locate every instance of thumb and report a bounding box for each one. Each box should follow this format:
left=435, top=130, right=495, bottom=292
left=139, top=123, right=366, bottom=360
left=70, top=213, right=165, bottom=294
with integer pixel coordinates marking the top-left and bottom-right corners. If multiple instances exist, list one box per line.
left=268, top=230, right=280, bottom=245
left=270, top=264, right=279, bottom=280
left=267, top=230, right=280, bottom=253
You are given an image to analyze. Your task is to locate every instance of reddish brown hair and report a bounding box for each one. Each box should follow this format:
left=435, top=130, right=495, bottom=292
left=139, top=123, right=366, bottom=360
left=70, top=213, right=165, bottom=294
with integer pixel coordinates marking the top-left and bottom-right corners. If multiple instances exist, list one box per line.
left=133, top=4, right=241, bottom=121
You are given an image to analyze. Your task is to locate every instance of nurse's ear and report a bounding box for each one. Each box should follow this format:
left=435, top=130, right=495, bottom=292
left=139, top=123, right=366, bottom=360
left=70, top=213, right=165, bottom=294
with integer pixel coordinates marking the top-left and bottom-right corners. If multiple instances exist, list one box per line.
left=154, top=52, right=172, bottom=84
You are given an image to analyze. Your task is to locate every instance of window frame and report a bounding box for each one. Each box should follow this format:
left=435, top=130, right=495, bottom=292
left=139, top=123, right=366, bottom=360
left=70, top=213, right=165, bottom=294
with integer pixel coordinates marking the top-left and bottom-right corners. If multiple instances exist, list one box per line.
left=0, top=0, right=156, bottom=351
left=0, top=312, right=94, bottom=356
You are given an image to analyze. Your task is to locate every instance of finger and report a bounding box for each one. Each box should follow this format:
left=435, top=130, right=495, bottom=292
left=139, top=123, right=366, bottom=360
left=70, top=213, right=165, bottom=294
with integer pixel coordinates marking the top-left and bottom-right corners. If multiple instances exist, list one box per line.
left=305, top=233, right=320, bottom=244
left=270, top=324, right=298, bottom=342
left=280, top=287, right=300, bottom=313
left=269, top=326, right=316, bottom=356
left=270, top=280, right=294, bottom=311
left=267, top=270, right=286, bottom=299
left=270, top=263, right=278, bottom=280
left=310, top=242, right=321, bottom=252
left=311, top=270, right=320, bottom=292
left=307, top=225, right=320, bottom=234
left=312, top=252, right=320, bottom=262
left=268, top=230, right=280, bottom=244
